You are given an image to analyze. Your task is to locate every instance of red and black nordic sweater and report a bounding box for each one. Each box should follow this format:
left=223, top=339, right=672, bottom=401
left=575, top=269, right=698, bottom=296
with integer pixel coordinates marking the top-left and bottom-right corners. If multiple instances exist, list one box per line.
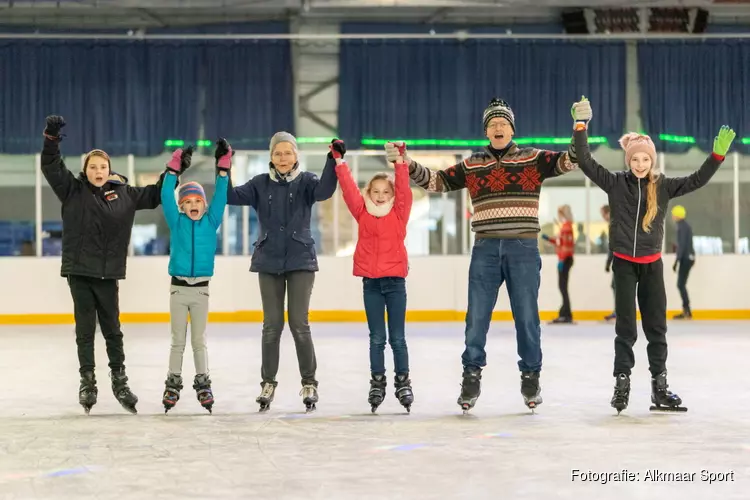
left=408, top=143, right=578, bottom=237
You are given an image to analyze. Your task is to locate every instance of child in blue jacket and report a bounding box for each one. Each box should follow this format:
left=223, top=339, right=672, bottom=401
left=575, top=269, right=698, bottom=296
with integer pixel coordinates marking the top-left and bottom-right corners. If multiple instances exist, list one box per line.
left=160, top=141, right=231, bottom=413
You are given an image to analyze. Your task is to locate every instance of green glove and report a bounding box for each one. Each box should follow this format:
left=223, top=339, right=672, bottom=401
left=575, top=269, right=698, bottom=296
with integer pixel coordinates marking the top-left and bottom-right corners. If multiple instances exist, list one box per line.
left=713, top=125, right=736, bottom=156
left=571, top=95, right=592, bottom=123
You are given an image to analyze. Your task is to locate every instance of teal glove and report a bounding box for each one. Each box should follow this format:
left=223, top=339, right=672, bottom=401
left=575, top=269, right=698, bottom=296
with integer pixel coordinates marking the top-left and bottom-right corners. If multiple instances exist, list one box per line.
left=712, top=125, right=736, bottom=157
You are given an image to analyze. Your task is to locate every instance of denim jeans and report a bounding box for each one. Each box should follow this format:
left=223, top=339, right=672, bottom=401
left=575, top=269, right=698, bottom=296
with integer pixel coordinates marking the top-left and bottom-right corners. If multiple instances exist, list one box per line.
left=462, top=237, right=542, bottom=372
left=363, top=277, right=409, bottom=375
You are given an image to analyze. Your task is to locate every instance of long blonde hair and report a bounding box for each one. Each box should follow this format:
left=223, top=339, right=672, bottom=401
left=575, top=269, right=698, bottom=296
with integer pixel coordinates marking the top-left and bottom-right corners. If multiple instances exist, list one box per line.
left=642, top=174, right=659, bottom=233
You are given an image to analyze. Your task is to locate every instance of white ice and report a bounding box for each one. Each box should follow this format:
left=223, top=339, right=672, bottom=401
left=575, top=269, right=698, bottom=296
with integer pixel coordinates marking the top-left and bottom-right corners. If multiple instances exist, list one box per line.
left=0, top=321, right=748, bottom=500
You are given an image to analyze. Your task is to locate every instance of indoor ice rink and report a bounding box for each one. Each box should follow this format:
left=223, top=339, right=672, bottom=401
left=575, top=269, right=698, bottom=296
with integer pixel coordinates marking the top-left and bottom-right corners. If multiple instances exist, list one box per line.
left=1, top=1, right=750, bottom=499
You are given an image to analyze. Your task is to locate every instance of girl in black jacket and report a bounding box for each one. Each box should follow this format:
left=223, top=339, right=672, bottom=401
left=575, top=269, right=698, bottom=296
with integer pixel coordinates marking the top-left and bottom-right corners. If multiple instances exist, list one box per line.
left=41, top=115, right=168, bottom=415
left=570, top=98, right=735, bottom=414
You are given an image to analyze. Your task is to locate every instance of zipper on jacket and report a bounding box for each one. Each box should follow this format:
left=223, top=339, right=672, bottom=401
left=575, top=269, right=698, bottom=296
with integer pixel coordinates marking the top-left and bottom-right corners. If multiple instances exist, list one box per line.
left=633, top=178, right=641, bottom=257
left=191, top=222, right=195, bottom=277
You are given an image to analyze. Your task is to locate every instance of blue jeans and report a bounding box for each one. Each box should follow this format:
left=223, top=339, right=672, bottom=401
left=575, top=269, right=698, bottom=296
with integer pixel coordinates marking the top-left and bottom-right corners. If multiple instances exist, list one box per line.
left=363, top=277, right=409, bottom=375
left=463, top=238, right=542, bottom=372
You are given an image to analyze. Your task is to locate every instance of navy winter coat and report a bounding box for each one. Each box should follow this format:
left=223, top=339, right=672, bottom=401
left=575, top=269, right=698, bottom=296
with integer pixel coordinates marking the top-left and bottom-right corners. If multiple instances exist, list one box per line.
left=227, top=158, right=338, bottom=274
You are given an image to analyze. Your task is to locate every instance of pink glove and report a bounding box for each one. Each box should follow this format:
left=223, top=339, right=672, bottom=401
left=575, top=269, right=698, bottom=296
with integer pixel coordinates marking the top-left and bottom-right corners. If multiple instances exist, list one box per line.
left=217, top=146, right=232, bottom=170
left=166, top=148, right=184, bottom=174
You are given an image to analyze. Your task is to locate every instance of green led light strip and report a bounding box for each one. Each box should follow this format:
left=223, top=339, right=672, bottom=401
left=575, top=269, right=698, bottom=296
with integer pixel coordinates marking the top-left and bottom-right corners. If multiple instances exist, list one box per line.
left=658, top=134, right=695, bottom=144
left=165, top=135, right=745, bottom=148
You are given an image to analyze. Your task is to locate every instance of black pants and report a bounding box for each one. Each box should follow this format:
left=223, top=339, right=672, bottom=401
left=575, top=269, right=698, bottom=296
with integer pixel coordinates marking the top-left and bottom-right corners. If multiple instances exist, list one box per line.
left=558, top=256, right=574, bottom=319
left=677, top=259, right=694, bottom=313
left=67, top=275, right=125, bottom=375
left=258, top=271, right=317, bottom=386
left=612, top=257, right=668, bottom=377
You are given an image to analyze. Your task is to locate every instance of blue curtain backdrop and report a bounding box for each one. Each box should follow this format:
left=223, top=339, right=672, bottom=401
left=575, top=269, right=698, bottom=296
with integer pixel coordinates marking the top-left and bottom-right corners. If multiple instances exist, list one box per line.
left=0, top=30, right=293, bottom=156
left=638, top=40, right=749, bottom=153
left=339, top=27, right=625, bottom=149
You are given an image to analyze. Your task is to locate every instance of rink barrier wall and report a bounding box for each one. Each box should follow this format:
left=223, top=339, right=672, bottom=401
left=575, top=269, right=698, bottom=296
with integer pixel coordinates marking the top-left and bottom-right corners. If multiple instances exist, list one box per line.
left=0, top=255, right=747, bottom=324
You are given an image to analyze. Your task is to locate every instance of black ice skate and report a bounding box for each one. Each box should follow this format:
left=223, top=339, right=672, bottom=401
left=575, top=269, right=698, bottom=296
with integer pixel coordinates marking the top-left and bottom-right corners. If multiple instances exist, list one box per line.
left=162, top=373, right=183, bottom=414
left=457, top=368, right=482, bottom=414
left=611, top=373, right=630, bottom=414
left=520, top=371, right=543, bottom=412
left=649, top=371, right=687, bottom=413
left=193, top=374, right=214, bottom=414
left=300, top=383, right=318, bottom=413
left=110, top=367, right=138, bottom=414
left=256, top=381, right=276, bottom=412
left=368, top=374, right=387, bottom=413
left=672, top=310, right=692, bottom=320
left=79, top=371, right=98, bottom=415
left=394, top=373, right=414, bottom=413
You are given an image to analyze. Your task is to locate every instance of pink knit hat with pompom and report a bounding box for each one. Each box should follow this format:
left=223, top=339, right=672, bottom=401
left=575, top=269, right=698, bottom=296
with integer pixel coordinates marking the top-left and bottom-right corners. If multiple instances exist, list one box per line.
left=619, top=133, right=658, bottom=174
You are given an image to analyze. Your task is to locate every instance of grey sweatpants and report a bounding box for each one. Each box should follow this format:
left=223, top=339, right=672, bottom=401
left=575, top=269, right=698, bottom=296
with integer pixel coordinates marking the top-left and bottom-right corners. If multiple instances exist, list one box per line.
left=258, top=271, right=317, bottom=386
left=169, top=285, right=210, bottom=375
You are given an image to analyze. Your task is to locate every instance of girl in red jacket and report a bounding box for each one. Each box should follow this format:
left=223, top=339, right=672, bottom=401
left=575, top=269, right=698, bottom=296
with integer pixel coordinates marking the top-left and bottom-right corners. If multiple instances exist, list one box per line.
left=542, top=205, right=575, bottom=324
left=333, top=142, right=414, bottom=413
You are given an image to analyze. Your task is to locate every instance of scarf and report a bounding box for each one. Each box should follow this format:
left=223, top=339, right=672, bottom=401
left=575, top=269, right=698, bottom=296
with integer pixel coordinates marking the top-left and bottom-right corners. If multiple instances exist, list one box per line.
left=364, top=196, right=395, bottom=218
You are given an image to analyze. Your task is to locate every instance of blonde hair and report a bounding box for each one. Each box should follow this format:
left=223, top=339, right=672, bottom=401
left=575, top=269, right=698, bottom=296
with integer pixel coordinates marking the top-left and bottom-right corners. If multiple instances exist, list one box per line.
left=558, top=204, right=573, bottom=222
left=642, top=174, right=659, bottom=232
left=366, top=172, right=394, bottom=195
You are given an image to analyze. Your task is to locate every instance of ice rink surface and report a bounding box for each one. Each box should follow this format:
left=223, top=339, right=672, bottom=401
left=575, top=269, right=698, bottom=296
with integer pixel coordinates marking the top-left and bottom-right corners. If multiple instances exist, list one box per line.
left=0, top=320, right=747, bottom=500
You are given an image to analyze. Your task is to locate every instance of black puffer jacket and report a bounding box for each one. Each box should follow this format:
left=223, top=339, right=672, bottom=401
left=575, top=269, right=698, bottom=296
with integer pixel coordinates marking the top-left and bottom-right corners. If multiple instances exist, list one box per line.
left=572, top=129, right=722, bottom=258
left=41, top=138, right=163, bottom=279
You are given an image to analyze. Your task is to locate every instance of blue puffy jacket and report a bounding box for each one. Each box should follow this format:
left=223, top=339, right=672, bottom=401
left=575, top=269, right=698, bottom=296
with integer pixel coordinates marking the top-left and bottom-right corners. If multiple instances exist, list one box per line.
left=162, top=172, right=228, bottom=278
left=227, top=157, right=337, bottom=274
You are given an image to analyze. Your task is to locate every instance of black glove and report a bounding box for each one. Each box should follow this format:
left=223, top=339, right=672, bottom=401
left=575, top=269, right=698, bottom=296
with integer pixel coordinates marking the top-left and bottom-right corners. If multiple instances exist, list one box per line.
left=329, top=138, right=346, bottom=159
left=605, top=264, right=611, bottom=273
left=214, top=138, right=235, bottom=163
left=672, top=261, right=678, bottom=272
left=44, top=115, right=66, bottom=140
left=181, top=145, right=195, bottom=173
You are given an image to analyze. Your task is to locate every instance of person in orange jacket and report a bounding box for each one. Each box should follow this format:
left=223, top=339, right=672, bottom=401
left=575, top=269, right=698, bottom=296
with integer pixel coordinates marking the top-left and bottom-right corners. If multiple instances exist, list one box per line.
left=542, top=205, right=575, bottom=323
left=334, top=141, right=414, bottom=413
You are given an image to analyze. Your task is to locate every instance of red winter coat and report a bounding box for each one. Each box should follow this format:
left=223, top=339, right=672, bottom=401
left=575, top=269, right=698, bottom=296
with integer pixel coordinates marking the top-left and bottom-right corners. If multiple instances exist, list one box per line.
left=548, top=221, right=575, bottom=260
left=335, top=161, right=412, bottom=278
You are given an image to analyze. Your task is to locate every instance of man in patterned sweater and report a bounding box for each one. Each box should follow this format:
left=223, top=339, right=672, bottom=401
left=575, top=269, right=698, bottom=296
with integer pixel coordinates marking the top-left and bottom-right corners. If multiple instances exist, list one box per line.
left=385, top=98, right=579, bottom=412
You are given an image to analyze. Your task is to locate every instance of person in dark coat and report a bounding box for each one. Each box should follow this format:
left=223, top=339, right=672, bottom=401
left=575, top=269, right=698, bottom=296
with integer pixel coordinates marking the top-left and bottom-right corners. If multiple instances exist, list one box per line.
left=570, top=97, right=735, bottom=414
left=41, top=115, right=167, bottom=414
left=226, top=132, right=339, bottom=412
left=670, top=205, right=694, bottom=320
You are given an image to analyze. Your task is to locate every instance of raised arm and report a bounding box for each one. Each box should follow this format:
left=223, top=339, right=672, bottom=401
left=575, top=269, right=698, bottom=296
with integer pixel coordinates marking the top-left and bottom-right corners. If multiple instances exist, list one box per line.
left=393, top=160, right=413, bottom=221
left=568, top=97, right=616, bottom=192
left=206, top=140, right=232, bottom=228
left=160, top=172, right=181, bottom=229
left=571, top=128, right=617, bottom=193
left=40, top=115, right=77, bottom=203
left=385, top=141, right=465, bottom=193
left=663, top=126, right=734, bottom=199
left=208, top=173, right=229, bottom=229
left=127, top=172, right=165, bottom=210
left=334, top=159, right=365, bottom=220
left=309, top=141, right=341, bottom=203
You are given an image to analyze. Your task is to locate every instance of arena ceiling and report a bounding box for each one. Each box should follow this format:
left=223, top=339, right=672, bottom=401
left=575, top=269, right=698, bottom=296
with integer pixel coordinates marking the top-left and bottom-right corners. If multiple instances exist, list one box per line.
left=0, top=0, right=747, bottom=28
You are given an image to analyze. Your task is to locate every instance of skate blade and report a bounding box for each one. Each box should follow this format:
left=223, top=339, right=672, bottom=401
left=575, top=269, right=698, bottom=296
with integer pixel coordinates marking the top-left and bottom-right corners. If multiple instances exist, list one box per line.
left=122, top=406, right=137, bottom=415
left=83, top=406, right=92, bottom=415
left=649, top=405, right=688, bottom=413
left=259, top=405, right=270, bottom=412
left=305, top=404, right=316, bottom=413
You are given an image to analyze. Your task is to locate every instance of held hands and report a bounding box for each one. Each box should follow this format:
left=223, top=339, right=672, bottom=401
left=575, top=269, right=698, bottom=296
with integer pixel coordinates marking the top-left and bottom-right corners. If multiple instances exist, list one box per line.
left=44, top=115, right=66, bottom=141
left=713, top=126, right=736, bottom=157
left=166, top=146, right=195, bottom=175
left=571, top=95, right=592, bottom=130
left=215, top=138, right=234, bottom=171
left=385, top=141, right=408, bottom=165
left=329, top=138, right=346, bottom=161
